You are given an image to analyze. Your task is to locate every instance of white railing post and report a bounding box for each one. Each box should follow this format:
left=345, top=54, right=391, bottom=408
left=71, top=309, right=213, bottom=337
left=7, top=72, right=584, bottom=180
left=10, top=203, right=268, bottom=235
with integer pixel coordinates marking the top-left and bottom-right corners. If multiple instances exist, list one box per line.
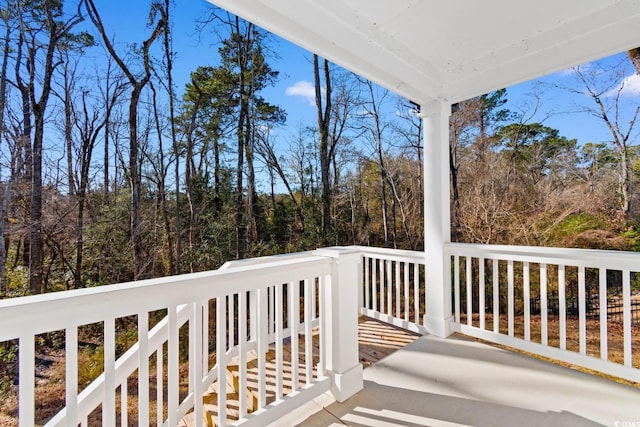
left=421, top=99, right=454, bottom=338
left=315, top=246, right=363, bottom=402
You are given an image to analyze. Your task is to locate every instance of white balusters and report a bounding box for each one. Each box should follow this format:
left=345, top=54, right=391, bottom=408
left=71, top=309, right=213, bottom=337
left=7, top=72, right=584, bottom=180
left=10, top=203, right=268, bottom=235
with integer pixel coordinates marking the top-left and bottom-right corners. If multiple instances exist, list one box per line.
left=540, top=264, right=548, bottom=346
left=523, top=262, right=531, bottom=341
left=466, top=256, right=472, bottom=326
left=168, top=306, right=179, bottom=427
left=238, top=292, right=247, bottom=419
left=103, top=317, right=115, bottom=427
left=360, top=252, right=427, bottom=332
left=19, top=334, right=34, bottom=427
left=216, top=297, right=227, bottom=427
left=364, top=259, right=370, bottom=310
left=268, top=286, right=275, bottom=337
left=403, top=262, right=410, bottom=322
left=599, top=267, right=607, bottom=360
left=256, top=287, right=268, bottom=409
left=622, top=270, right=632, bottom=367
left=228, top=294, right=235, bottom=349
left=492, top=259, right=499, bottom=333
left=304, top=278, right=313, bottom=385
left=138, top=311, right=149, bottom=426
left=202, top=302, right=209, bottom=383
left=479, top=257, right=485, bottom=330
left=413, top=263, right=420, bottom=325
left=192, top=302, right=204, bottom=427
left=454, top=255, right=460, bottom=323
left=386, top=260, right=392, bottom=316
left=395, top=261, right=401, bottom=318
left=289, top=281, right=300, bottom=392
left=578, top=266, right=586, bottom=355
left=318, top=274, right=326, bottom=377
left=558, top=265, right=566, bottom=351
left=507, top=260, right=514, bottom=337
left=444, top=242, right=640, bottom=384
left=156, top=345, right=163, bottom=426
left=120, top=382, right=127, bottom=426
left=275, top=285, right=284, bottom=400
left=65, top=327, right=78, bottom=427
left=2, top=251, right=340, bottom=426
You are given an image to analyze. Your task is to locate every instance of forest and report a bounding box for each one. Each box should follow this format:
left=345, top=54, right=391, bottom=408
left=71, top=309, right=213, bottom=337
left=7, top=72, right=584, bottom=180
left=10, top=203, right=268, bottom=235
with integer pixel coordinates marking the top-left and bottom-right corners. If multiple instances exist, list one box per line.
left=1, top=0, right=640, bottom=299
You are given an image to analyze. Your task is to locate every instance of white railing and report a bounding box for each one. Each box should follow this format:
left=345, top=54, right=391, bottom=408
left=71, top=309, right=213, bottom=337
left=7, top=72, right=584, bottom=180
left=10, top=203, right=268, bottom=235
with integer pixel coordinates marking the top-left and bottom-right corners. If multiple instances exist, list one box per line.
left=46, top=302, right=193, bottom=426
left=445, top=242, right=640, bottom=383
left=359, top=247, right=427, bottom=334
left=0, top=248, right=363, bottom=427
left=356, top=244, right=640, bottom=383
left=3, top=244, right=639, bottom=426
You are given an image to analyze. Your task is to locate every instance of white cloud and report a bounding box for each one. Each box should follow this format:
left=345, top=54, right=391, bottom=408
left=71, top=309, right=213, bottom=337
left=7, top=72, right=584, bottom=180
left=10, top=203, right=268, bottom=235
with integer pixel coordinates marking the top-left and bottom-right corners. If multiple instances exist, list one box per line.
left=285, top=80, right=316, bottom=106
left=557, top=68, right=576, bottom=78
left=606, top=73, right=640, bottom=97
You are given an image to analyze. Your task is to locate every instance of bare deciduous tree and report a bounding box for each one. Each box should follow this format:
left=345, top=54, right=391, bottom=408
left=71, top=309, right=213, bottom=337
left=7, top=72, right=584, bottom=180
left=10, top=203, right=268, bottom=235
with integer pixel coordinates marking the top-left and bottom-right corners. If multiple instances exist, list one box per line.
left=85, top=0, right=164, bottom=279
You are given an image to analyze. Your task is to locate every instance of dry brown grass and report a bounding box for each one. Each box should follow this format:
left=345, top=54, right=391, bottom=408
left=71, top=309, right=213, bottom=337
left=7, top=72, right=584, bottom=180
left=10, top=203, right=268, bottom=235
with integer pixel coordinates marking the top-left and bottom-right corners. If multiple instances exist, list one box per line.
left=0, top=349, right=201, bottom=427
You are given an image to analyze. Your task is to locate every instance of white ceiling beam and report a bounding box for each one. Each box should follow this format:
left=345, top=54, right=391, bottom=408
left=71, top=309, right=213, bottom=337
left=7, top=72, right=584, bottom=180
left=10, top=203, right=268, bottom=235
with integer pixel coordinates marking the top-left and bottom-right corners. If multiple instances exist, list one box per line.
left=206, top=0, right=640, bottom=105
left=308, top=0, right=444, bottom=84
left=447, top=3, right=640, bottom=102
left=205, top=0, right=442, bottom=103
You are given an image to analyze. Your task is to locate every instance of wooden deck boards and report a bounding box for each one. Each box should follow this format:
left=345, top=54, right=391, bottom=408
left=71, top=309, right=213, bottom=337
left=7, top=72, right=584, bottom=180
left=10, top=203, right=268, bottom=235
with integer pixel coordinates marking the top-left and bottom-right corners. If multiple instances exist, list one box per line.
left=180, top=316, right=421, bottom=426
left=357, top=317, right=421, bottom=367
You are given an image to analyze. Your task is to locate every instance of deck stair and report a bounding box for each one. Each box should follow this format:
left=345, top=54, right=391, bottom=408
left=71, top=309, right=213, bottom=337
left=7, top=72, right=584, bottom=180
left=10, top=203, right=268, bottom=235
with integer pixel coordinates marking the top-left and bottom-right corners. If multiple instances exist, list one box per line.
left=179, top=333, right=321, bottom=426
left=179, top=318, right=418, bottom=426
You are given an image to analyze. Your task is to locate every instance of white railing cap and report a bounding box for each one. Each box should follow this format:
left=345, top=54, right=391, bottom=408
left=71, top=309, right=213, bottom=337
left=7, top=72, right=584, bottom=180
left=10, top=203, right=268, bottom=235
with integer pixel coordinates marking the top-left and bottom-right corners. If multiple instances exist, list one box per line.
left=445, top=242, right=640, bottom=271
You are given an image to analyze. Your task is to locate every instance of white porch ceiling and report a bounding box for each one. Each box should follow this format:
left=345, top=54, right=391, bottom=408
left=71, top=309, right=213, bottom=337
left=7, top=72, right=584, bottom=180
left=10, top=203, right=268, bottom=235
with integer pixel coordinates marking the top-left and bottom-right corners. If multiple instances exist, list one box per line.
left=205, top=0, right=640, bottom=105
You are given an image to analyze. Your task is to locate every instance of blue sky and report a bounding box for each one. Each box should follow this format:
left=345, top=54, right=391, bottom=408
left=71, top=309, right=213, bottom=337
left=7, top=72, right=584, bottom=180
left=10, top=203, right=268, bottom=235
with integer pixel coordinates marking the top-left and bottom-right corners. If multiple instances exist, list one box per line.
left=91, top=0, right=640, bottom=152
left=90, top=0, right=319, bottom=127
left=505, top=58, right=640, bottom=147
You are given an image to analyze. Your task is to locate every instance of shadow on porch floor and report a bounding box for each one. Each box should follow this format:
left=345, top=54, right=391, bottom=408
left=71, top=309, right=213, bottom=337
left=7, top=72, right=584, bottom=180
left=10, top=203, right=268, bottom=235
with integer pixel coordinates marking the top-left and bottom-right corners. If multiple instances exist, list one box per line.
left=273, top=324, right=640, bottom=427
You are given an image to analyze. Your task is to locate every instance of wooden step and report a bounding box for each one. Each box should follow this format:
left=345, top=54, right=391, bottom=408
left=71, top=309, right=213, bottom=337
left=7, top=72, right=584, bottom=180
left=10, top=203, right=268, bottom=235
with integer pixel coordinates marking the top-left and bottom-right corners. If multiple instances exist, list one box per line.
left=179, top=318, right=419, bottom=426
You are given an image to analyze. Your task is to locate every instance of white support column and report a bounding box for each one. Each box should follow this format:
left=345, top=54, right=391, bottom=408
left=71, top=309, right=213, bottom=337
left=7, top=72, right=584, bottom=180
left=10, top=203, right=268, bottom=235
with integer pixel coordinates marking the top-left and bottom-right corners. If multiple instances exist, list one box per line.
left=314, top=246, right=363, bottom=402
left=421, top=99, right=454, bottom=338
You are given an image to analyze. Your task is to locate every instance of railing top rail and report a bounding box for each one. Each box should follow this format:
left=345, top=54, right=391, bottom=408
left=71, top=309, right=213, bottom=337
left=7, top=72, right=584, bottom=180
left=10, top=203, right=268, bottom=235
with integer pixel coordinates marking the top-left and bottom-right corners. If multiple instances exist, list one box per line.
left=445, top=242, right=640, bottom=271
left=354, top=246, right=425, bottom=263
left=0, top=254, right=330, bottom=341
left=219, top=251, right=315, bottom=270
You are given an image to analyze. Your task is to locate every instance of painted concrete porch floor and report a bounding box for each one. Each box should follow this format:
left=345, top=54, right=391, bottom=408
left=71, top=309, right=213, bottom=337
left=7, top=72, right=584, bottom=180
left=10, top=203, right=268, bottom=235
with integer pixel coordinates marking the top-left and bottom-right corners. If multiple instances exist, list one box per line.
left=269, top=332, right=640, bottom=427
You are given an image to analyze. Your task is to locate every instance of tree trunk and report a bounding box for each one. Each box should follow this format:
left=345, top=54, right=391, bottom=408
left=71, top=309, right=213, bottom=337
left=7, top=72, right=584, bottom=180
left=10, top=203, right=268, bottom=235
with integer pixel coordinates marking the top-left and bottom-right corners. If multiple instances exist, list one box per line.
left=151, top=85, right=175, bottom=275
left=161, top=0, right=181, bottom=273
left=236, top=105, right=246, bottom=259
left=450, top=133, right=461, bottom=241
left=85, top=0, right=163, bottom=279
left=0, top=10, right=11, bottom=295
left=213, top=136, right=221, bottom=211
left=29, top=114, right=44, bottom=294
left=64, top=73, right=75, bottom=196
left=184, top=90, right=200, bottom=272
left=620, top=146, right=630, bottom=215
left=234, top=17, right=249, bottom=259
left=0, top=174, right=13, bottom=296
left=22, top=2, right=83, bottom=293
left=128, top=87, right=143, bottom=278
left=378, top=155, right=390, bottom=248
left=246, top=118, right=257, bottom=245
left=314, top=54, right=332, bottom=244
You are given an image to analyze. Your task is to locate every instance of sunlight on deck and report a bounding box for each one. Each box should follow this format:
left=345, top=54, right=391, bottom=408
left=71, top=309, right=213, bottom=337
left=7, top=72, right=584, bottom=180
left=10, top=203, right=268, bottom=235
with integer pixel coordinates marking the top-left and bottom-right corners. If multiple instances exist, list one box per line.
left=180, top=317, right=419, bottom=426
left=282, top=332, right=640, bottom=427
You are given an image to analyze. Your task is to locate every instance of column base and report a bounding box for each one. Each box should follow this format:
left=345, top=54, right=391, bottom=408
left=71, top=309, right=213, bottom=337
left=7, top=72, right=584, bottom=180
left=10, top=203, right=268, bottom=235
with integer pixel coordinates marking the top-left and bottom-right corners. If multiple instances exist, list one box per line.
left=423, top=314, right=454, bottom=338
left=331, top=363, right=363, bottom=402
